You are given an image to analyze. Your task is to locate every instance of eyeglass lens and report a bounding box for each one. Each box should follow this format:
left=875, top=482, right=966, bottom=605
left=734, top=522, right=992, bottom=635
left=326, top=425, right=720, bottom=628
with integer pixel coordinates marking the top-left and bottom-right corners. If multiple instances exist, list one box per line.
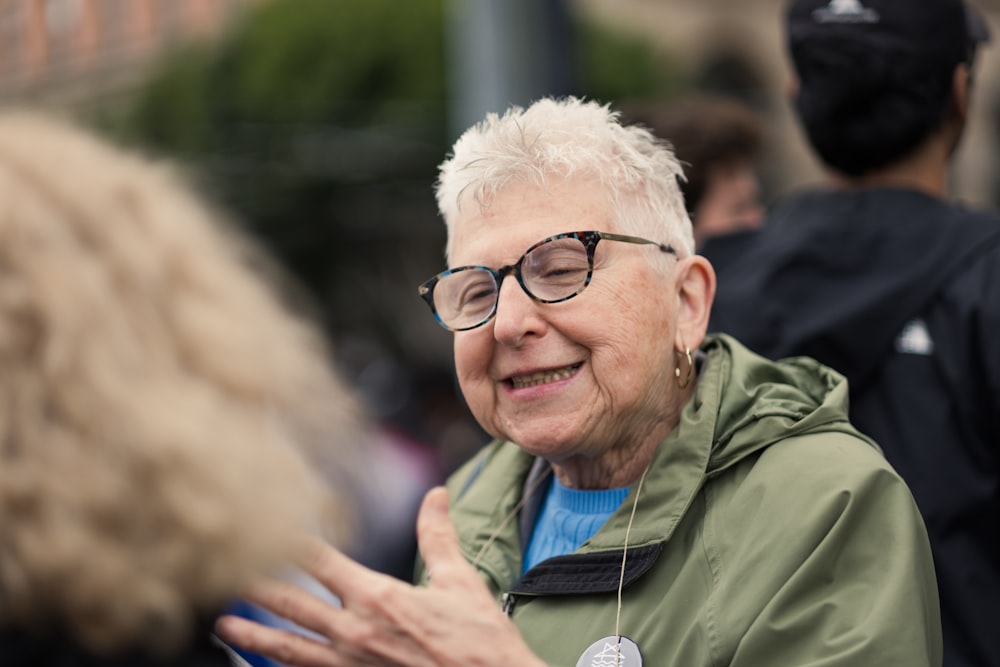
left=433, top=236, right=591, bottom=330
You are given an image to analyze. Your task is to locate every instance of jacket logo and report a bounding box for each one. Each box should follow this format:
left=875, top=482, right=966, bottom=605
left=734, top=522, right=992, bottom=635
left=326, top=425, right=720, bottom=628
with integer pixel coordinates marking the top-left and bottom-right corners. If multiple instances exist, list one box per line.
left=812, top=0, right=880, bottom=24
left=895, top=318, right=934, bottom=355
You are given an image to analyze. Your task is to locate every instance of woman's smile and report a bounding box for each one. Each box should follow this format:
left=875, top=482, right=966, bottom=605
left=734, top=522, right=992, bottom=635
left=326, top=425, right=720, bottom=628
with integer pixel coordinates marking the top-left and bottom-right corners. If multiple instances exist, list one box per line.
left=507, top=362, right=582, bottom=389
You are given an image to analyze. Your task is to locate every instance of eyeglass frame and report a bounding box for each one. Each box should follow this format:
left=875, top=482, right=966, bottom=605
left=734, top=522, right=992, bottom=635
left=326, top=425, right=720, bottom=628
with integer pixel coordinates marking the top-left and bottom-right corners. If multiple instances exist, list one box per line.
left=417, top=230, right=677, bottom=332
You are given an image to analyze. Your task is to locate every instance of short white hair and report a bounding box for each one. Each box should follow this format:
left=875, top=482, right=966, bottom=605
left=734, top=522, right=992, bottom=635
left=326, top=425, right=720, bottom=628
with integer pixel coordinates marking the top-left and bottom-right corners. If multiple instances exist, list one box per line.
left=435, top=96, right=694, bottom=261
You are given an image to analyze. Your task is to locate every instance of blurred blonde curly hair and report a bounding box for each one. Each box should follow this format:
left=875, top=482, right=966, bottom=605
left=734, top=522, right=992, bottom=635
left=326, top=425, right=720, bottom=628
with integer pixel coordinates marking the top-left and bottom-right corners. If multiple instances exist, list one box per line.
left=0, top=112, right=364, bottom=656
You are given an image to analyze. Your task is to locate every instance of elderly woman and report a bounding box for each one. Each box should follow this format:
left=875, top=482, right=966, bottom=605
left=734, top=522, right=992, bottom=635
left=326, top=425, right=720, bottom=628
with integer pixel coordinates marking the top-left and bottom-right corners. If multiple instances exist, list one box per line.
left=0, top=112, right=363, bottom=666
left=217, top=97, right=941, bottom=666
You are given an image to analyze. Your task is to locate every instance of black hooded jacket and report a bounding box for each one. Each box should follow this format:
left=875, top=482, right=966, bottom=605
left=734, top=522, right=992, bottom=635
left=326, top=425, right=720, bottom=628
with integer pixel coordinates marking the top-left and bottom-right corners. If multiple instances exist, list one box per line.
left=705, top=187, right=1000, bottom=667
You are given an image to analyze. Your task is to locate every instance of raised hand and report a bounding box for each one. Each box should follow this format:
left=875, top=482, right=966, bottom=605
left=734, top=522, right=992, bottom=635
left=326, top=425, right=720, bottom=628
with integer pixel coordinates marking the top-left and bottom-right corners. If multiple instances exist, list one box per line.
left=214, top=487, right=547, bottom=667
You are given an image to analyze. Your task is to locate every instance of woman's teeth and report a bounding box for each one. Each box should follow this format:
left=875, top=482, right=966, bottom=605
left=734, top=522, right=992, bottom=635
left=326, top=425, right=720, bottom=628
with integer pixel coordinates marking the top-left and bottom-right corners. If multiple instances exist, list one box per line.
left=510, top=364, right=579, bottom=389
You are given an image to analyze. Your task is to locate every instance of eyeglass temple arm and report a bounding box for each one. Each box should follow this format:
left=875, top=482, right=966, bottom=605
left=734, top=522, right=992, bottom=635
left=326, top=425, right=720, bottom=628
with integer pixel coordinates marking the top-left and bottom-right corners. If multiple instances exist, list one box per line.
left=597, top=231, right=677, bottom=256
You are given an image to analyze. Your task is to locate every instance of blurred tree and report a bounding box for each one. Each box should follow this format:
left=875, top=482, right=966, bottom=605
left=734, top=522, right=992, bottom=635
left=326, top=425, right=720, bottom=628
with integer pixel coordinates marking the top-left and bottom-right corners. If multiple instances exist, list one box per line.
left=574, top=18, right=681, bottom=103
left=110, top=0, right=449, bottom=364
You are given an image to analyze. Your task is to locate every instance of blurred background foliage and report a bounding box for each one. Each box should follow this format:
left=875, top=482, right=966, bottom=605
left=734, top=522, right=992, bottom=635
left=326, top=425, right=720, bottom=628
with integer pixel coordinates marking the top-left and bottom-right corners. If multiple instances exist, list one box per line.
left=104, top=0, right=451, bottom=364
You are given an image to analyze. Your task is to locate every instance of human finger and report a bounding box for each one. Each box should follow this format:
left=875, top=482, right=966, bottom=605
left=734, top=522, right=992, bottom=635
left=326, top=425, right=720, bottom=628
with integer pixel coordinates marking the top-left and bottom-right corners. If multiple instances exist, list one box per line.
left=238, top=577, right=347, bottom=644
left=214, top=614, right=340, bottom=667
left=415, top=487, right=471, bottom=585
left=292, top=535, right=397, bottom=603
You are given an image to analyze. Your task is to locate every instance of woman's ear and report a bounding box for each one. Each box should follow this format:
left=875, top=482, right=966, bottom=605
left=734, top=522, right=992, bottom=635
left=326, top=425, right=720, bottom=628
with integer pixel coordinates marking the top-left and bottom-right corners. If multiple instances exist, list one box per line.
left=674, top=255, right=716, bottom=351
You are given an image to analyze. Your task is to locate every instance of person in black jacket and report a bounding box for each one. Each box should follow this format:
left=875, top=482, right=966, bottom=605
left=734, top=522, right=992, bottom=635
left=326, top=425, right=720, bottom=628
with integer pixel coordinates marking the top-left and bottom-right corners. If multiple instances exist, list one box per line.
left=704, top=2, right=1000, bottom=666
left=0, top=111, right=364, bottom=666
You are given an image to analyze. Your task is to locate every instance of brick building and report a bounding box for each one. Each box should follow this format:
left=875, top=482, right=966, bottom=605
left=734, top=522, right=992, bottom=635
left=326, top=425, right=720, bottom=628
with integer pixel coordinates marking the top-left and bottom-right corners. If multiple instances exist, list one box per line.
left=0, top=0, right=258, bottom=109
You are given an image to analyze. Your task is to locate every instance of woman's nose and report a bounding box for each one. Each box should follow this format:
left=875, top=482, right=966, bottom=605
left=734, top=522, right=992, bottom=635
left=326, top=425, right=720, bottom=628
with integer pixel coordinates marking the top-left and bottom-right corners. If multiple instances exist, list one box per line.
left=491, top=276, right=547, bottom=345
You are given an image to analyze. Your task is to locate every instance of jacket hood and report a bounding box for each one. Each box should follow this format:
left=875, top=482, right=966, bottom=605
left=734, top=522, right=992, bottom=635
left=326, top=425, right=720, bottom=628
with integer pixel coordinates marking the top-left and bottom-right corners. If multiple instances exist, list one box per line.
left=706, top=187, right=1000, bottom=390
left=698, top=333, right=868, bottom=476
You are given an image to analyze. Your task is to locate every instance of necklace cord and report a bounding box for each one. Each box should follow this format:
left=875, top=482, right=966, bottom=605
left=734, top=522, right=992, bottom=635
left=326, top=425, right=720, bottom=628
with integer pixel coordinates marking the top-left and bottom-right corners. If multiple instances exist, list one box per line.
left=615, top=462, right=651, bottom=667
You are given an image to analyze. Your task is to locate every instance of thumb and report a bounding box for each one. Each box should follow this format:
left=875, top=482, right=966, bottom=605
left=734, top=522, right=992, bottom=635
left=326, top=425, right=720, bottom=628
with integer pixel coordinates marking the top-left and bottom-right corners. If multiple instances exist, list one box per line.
left=417, top=485, right=451, bottom=524
left=416, top=487, right=465, bottom=583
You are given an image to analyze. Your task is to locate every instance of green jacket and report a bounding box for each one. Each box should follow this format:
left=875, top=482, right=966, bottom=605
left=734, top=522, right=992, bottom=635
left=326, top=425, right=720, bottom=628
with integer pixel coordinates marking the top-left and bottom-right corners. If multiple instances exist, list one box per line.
left=436, top=334, right=941, bottom=666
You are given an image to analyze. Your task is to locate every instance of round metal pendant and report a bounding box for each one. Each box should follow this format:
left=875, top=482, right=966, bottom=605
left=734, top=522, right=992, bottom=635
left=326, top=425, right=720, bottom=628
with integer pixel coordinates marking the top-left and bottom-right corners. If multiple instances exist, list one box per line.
left=575, top=635, right=642, bottom=667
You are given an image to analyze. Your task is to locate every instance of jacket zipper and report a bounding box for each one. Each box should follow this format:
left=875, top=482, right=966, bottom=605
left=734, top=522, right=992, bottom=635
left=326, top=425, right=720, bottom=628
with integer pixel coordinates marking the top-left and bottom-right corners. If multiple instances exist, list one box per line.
left=501, top=592, right=517, bottom=617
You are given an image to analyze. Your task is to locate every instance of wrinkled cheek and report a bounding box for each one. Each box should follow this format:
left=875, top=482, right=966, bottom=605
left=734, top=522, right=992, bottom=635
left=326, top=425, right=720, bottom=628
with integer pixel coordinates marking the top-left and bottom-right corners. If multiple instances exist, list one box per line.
left=454, top=334, right=500, bottom=422
left=453, top=335, right=487, bottom=394
left=453, top=358, right=500, bottom=437
left=466, top=385, right=501, bottom=437
left=454, top=364, right=486, bottom=410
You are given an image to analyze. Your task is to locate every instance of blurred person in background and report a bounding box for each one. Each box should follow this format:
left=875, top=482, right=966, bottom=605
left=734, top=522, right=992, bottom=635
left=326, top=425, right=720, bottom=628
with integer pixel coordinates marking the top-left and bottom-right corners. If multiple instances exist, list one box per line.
left=0, top=111, right=364, bottom=667
left=215, top=96, right=940, bottom=667
left=623, top=94, right=766, bottom=252
left=706, top=1, right=1000, bottom=665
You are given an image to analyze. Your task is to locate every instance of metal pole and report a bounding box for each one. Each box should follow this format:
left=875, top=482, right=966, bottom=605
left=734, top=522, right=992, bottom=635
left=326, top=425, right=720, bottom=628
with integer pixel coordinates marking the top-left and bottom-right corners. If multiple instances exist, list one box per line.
left=444, top=0, right=575, bottom=140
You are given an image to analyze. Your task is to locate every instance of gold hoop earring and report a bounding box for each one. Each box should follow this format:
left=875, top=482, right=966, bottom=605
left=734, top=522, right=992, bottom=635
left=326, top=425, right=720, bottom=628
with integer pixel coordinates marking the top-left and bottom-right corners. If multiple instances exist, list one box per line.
left=675, top=346, right=693, bottom=389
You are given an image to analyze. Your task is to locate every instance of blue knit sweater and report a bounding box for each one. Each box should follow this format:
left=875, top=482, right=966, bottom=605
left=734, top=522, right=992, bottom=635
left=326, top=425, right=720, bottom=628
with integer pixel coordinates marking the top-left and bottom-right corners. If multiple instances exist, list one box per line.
left=522, top=477, right=629, bottom=574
